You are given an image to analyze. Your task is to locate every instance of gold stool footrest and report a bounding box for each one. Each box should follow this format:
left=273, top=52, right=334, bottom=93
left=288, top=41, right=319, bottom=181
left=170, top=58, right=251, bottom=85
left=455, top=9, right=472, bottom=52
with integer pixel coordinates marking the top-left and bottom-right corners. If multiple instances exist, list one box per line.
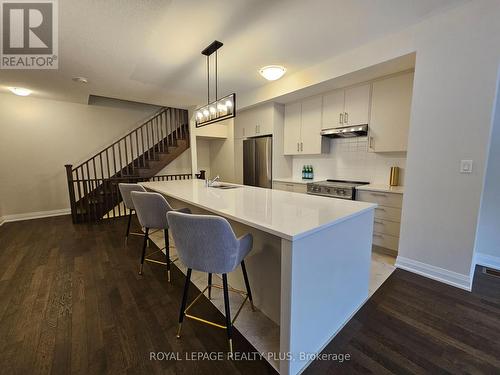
left=182, top=285, right=250, bottom=329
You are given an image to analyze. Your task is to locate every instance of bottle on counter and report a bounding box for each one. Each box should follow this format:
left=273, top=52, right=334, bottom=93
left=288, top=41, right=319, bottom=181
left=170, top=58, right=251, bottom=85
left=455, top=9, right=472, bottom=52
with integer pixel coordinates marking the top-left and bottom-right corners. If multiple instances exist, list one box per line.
left=302, top=165, right=306, bottom=180
left=310, top=165, right=314, bottom=180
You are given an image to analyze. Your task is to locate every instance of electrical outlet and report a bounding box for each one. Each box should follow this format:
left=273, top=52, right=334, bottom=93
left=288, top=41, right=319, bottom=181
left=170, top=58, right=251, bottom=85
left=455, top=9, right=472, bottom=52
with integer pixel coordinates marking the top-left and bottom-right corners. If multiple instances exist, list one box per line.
left=460, top=160, right=473, bottom=174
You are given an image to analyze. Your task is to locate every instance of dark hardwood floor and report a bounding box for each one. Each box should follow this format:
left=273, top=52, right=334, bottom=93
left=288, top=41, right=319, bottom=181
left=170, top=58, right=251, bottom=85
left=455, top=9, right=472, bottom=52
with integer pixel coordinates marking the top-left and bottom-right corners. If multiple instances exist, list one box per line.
left=0, top=215, right=499, bottom=375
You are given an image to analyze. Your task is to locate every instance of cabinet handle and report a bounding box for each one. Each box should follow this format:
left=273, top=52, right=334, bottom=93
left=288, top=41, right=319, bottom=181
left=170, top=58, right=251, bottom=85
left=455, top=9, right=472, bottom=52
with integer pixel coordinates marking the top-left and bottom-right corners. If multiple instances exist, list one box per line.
left=300, top=142, right=303, bottom=152
left=371, top=193, right=387, bottom=197
left=339, top=113, right=343, bottom=124
left=374, top=220, right=384, bottom=225
left=376, top=207, right=386, bottom=211
left=344, top=112, right=348, bottom=124
left=369, top=136, right=374, bottom=149
left=243, top=128, right=245, bottom=137
left=297, top=142, right=299, bottom=152
left=373, top=233, right=383, bottom=238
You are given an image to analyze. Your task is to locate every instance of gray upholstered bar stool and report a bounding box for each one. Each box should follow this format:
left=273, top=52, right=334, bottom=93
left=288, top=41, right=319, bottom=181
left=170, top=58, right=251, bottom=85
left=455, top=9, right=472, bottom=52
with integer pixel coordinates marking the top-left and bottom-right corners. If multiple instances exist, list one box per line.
left=118, top=183, right=146, bottom=244
left=131, top=191, right=191, bottom=282
left=167, top=211, right=255, bottom=353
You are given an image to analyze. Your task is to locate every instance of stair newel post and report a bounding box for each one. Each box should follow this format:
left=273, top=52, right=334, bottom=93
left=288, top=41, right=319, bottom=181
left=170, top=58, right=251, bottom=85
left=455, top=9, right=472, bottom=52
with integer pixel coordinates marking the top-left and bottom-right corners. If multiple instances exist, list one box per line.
left=65, top=164, right=78, bottom=224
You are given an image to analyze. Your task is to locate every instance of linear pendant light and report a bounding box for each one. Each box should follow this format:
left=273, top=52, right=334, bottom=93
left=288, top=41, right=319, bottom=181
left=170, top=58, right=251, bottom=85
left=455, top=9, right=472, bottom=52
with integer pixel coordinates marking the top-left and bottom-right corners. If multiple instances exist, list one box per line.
left=195, top=40, right=236, bottom=127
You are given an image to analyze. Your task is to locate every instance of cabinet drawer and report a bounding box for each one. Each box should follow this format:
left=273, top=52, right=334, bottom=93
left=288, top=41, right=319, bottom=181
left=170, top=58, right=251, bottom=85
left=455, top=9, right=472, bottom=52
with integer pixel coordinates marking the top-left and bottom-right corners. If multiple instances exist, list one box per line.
left=357, top=190, right=402, bottom=208
left=293, top=184, right=307, bottom=194
left=273, top=182, right=291, bottom=192
left=373, top=232, right=399, bottom=251
left=374, top=205, right=401, bottom=222
left=273, top=181, right=307, bottom=194
left=373, top=218, right=400, bottom=237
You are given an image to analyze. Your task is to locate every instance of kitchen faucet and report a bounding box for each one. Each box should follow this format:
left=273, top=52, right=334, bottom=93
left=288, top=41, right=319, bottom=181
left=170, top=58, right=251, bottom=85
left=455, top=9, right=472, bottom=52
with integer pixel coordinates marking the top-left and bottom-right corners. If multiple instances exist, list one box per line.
left=206, top=175, right=220, bottom=187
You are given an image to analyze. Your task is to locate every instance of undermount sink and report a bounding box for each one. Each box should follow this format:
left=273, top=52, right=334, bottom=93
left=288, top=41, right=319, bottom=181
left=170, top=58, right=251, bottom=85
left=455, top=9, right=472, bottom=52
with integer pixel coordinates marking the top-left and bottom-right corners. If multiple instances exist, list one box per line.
left=209, top=184, right=241, bottom=189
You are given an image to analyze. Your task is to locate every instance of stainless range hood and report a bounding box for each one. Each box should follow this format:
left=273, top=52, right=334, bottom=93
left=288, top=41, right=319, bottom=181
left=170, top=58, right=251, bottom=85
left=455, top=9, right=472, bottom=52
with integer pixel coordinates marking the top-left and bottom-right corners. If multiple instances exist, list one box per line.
left=320, top=124, right=368, bottom=138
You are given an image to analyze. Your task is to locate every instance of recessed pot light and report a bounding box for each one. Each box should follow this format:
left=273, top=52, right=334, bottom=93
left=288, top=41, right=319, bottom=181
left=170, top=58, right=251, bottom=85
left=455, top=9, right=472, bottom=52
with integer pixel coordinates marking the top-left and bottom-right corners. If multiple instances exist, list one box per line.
left=259, top=65, right=286, bottom=81
left=72, top=76, right=89, bottom=84
left=8, top=87, right=32, bottom=96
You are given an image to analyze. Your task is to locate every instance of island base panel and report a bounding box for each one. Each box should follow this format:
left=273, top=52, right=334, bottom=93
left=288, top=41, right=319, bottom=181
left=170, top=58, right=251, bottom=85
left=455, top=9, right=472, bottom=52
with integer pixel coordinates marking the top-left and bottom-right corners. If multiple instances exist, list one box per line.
left=279, top=210, right=374, bottom=375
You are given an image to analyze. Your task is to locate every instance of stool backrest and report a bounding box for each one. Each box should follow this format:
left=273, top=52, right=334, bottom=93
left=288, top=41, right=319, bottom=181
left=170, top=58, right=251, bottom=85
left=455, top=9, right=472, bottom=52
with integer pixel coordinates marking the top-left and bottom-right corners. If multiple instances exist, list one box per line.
left=119, top=183, right=146, bottom=210
left=167, top=211, right=240, bottom=274
left=131, top=191, right=174, bottom=229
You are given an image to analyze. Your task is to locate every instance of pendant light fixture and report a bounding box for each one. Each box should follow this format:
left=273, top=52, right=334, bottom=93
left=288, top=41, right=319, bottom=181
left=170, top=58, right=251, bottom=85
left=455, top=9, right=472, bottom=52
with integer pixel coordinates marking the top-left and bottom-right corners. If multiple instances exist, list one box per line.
left=195, top=40, right=236, bottom=127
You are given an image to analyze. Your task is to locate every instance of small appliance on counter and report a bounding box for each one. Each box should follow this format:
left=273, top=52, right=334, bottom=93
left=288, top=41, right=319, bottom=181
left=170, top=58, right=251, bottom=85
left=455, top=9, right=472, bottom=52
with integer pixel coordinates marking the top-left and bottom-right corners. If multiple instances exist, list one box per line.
left=306, top=180, right=369, bottom=200
left=302, top=165, right=314, bottom=180
left=389, top=166, right=400, bottom=186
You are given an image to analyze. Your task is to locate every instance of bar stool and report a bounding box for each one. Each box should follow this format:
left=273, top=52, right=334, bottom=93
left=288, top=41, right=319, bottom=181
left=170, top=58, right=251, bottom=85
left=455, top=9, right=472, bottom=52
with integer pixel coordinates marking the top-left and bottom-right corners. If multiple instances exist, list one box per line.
left=131, top=191, right=191, bottom=282
left=118, top=183, right=146, bottom=244
left=167, top=211, right=254, bottom=353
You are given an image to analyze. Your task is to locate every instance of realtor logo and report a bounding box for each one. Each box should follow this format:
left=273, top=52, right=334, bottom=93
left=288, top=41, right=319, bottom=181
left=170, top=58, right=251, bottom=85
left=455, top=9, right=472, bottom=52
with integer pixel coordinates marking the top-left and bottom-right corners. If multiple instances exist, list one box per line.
left=1, top=0, right=58, bottom=69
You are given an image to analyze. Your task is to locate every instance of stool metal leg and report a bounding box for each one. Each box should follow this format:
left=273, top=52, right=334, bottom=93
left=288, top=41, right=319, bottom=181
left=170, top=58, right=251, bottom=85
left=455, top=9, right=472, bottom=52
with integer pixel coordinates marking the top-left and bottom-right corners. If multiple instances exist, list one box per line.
left=139, top=228, right=149, bottom=275
left=165, top=229, right=171, bottom=282
left=125, top=211, right=133, bottom=245
left=208, top=273, right=212, bottom=300
left=241, top=260, right=255, bottom=311
left=177, top=268, right=192, bottom=338
left=222, top=274, right=233, bottom=353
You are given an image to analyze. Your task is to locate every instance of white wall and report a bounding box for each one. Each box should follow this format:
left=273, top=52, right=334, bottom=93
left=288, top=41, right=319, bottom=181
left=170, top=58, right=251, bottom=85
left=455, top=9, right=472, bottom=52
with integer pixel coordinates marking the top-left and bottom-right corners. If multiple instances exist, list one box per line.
left=399, top=1, right=500, bottom=285
left=238, top=1, right=500, bottom=289
left=0, top=93, right=157, bottom=217
left=474, top=73, right=500, bottom=269
left=292, top=137, right=406, bottom=184
left=208, top=119, right=236, bottom=182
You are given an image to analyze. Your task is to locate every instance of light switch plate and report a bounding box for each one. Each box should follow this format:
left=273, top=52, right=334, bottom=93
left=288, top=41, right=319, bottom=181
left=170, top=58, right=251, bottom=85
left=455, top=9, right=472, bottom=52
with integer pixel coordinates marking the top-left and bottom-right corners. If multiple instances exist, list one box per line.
left=460, top=160, right=473, bottom=174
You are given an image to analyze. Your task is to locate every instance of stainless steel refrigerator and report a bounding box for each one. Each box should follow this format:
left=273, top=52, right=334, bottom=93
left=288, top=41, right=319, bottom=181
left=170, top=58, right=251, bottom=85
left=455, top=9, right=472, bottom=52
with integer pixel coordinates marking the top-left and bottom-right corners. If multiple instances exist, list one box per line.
left=243, top=136, right=272, bottom=188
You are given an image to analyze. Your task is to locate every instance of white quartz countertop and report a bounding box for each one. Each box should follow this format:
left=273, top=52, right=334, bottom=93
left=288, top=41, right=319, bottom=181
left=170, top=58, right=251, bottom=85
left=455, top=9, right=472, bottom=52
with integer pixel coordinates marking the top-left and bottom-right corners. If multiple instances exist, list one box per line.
left=357, top=184, right=404, bottom=194
left=141, top=180, right=376, bottom=241
left=273, top=177, right=324, bottom=185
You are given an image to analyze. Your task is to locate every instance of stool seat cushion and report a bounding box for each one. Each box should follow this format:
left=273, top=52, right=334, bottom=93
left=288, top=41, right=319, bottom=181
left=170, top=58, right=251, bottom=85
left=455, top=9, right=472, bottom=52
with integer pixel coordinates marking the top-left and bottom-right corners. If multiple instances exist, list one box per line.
left=131, top=191, right=191, bottom=230
left=167, top=212, right=253, bottom=274
left=118, top=183, right=146, bottom=210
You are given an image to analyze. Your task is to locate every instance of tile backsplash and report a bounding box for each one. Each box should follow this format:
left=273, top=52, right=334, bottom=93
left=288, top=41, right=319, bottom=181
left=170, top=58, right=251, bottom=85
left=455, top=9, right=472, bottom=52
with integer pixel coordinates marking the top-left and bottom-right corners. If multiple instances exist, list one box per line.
left=292, top=137, right=406, bottom=185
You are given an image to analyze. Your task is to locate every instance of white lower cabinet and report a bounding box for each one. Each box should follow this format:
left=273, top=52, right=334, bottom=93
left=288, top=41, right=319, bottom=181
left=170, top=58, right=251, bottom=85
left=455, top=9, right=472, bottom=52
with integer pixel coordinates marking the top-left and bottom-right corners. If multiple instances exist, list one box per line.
left=273, top=181, right=307, bottom=194
left=357, top=190, right=403, bottom=252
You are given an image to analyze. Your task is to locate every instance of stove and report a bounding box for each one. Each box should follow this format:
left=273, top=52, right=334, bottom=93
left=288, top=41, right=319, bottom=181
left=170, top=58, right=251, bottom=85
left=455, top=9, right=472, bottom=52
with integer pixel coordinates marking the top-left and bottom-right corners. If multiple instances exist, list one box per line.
left=306, top=179, right=370, bottom=200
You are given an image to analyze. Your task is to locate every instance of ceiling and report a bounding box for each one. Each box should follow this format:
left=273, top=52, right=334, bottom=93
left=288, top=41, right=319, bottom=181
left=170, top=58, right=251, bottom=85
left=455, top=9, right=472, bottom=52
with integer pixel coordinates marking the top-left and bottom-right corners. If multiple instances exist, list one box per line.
left=0, top=0, right=462, bottom=108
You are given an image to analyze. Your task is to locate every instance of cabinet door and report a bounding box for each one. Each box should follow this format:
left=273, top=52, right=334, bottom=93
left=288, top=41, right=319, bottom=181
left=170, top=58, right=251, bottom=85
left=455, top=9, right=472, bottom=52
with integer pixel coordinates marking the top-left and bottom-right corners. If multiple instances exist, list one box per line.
left=300, top=96, right=323, bottom=154
left=283, top=102, right=301, bottom=155
left=344, top=84, right=371, bottom=126
left=322, top=89, right=345, bottom=129
left=369, top=72, right=413, bottom=152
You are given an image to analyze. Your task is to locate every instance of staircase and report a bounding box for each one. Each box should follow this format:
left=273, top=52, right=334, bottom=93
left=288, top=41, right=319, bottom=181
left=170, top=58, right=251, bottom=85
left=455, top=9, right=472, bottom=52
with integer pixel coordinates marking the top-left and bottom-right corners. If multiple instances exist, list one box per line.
left=65, top=107, right=204, bottom=223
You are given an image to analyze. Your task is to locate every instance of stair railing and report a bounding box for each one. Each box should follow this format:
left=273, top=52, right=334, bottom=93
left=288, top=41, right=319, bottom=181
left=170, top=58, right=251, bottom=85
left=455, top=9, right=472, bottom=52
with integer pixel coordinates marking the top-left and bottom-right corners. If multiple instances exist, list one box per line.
left=64, top=171, right=205, bottom=224
left=64, top=105, right=198, bottom=223
left=70, top=107, right=189, bottom=183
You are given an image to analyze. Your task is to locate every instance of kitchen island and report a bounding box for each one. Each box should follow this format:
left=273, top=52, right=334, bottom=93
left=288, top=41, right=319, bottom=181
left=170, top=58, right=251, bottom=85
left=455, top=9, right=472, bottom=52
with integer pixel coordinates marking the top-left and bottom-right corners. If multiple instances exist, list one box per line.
left=141, top=179, right=376, bottom=375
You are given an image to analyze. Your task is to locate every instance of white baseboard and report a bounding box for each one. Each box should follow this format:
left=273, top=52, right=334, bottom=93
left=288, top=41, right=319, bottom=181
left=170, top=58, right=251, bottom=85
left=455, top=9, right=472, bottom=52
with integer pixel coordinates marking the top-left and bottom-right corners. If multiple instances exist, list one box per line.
left=0, top=208, right=71, bottom=226
left=395, top=256, right=472, bottom=291
left=475, top=252, right=500, bottom=271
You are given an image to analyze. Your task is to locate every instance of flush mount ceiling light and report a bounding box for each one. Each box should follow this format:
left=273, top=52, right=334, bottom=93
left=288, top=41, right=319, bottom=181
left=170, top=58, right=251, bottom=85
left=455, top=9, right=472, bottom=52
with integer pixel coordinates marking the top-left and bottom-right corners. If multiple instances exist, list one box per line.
left=72, top=76, right=89, bottom=84
left=8, top=87, right=32, bottom=96
left=259, top=65, right=286, bottom=81
left=195, top=40, right=236, bottom=128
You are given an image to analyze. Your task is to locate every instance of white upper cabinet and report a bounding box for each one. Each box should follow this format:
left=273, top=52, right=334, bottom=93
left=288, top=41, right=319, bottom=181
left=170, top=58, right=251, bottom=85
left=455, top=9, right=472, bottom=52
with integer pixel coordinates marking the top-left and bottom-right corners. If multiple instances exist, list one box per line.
left=300, top=97, right=324, bottom=154
left=322, top=84, right=371, bottom=129
left=283, top=102, right=302, bottom=154
left=234, top=103, right=274, bottom=139
left=322, top=89, right=345, bottom=129
left=344, top=84, right=371, bottom=126
left=369, top=72, right=414, bottom=152
left=284, top=97, right=328, bottom=155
